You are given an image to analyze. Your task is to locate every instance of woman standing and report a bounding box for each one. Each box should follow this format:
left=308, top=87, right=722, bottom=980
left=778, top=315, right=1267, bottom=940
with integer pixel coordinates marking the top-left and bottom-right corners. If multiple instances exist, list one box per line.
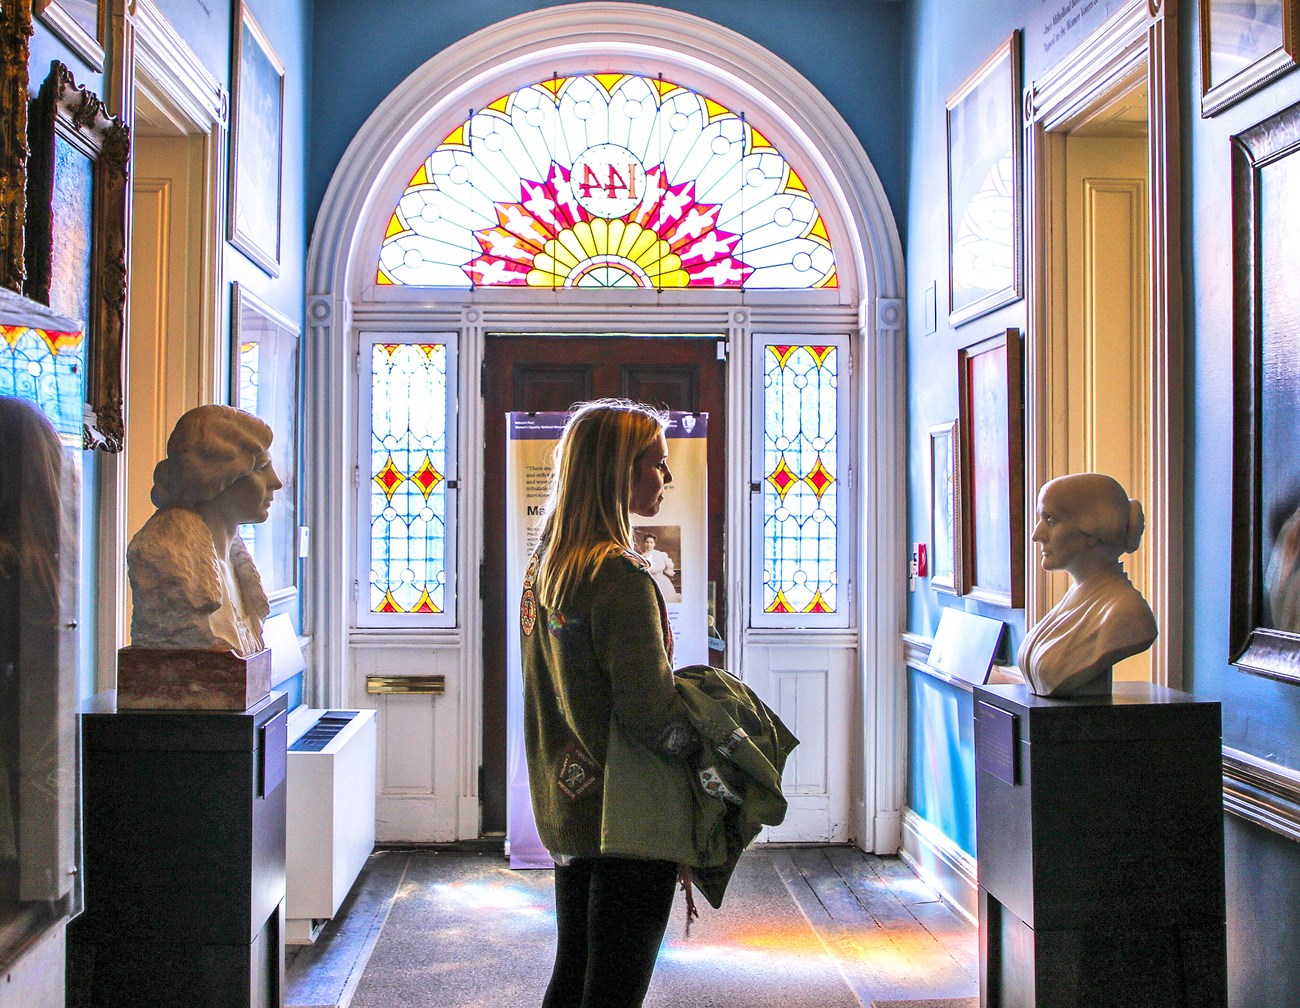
left=521, top=399, right=696, bottom=1007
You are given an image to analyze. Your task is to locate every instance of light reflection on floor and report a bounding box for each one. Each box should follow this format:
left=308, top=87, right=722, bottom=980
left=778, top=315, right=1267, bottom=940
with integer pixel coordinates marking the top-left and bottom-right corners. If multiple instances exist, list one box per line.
left=431, top=879, right=552, bottom=918
left=660, top=921, right=837, bottom=971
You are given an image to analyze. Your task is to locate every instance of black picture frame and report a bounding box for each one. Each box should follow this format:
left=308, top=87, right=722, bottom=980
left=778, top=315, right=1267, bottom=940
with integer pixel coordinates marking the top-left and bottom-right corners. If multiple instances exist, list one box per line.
left=229, top=1, right=284, bottom=277
left=24, top=60, right=130, bottom=452
left=945, top=31, right=1023, bottom=327
left=1200, top=0, right=1299, bottom=117
left=1229, top=97, right=1300, bottom=683
left=957, top=327, right=1024, bottom=608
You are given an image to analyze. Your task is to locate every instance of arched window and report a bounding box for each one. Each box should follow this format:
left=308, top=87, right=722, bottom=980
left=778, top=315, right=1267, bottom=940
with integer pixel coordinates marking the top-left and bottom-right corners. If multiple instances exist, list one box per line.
left=377, top=72, right=837, bottom=291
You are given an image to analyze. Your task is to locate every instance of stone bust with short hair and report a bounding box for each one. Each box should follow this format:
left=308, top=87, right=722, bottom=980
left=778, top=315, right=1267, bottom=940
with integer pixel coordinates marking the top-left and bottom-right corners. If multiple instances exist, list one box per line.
left=126, top=405, right=282, bottom=656
left=1017, top=472, right=1158, bottom=698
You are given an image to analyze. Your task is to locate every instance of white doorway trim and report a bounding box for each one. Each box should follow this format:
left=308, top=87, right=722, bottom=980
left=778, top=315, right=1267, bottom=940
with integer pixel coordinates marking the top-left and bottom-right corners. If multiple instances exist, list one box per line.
left=1023, top=0, right=1183, bottom=686
left=307, top=3, right=906, bottom=850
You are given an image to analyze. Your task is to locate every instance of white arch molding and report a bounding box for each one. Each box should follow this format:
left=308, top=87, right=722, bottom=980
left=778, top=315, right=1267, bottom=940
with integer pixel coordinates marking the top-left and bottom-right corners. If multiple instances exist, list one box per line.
left=307, top=2, right=908, bottom=852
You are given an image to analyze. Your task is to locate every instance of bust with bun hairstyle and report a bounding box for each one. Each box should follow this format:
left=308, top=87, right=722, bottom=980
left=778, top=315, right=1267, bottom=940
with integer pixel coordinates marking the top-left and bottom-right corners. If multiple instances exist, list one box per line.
left=1017, top=473, right=1157, bottom=697
left=127, top=405, right=282, bottom=656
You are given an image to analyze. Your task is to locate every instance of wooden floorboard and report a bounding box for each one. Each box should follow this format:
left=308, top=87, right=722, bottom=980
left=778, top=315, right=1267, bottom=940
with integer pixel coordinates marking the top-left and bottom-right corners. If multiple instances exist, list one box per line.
left=767, top=846, right=978, bottom=1005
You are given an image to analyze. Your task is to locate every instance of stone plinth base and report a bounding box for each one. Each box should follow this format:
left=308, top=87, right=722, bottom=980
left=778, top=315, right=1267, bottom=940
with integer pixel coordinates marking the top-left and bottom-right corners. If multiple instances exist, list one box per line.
left=116, top=646, right=271, bottom=710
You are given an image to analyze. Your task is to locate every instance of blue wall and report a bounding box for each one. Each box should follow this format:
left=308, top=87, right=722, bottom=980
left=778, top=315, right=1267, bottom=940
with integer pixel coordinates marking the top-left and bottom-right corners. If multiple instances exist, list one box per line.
left=908, top=669, right=975, bottom=855
left=305, top=0, right=907, bottom=243
left=902, top=0, right=1300, bottom=1003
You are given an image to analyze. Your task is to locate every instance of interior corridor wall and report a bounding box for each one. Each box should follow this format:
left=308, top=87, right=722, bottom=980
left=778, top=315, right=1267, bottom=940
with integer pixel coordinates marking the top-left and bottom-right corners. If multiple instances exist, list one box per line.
left=902, top=0, right=1300, bottom=1003
left=305, top=0, right=907, bottom=236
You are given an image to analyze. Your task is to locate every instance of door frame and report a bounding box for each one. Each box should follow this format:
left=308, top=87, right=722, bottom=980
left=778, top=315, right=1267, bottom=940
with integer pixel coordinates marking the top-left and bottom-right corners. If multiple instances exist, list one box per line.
left=306, top=3, right=908, bottom=849
left=1023, top=0, right=1183, bottom=685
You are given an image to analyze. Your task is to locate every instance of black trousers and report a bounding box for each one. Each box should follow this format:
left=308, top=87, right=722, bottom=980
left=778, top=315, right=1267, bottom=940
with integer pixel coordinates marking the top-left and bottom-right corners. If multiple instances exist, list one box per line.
left=542, top=856, right=678, bottom=1008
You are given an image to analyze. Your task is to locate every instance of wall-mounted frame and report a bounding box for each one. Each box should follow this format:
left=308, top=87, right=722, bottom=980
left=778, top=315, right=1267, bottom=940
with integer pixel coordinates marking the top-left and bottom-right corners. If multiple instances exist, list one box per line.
left=230, top=281, right=299, bottom=605
left=1200, top=0, right=1299, bottom=116
left=24, top=60, right=130, bottom=452
left=1229, top=98, right=1300, bottom=683
left=229, top=1, right=284, bottom=276
left=946, top=31, right=1023, bottom=327
left=957, top=327, right=1024, bottom=607
left=929, top=419, right=963, bottom=594
left=35, top=0, right=105, bottom=72
left=0, top=0, right=33, bottom=294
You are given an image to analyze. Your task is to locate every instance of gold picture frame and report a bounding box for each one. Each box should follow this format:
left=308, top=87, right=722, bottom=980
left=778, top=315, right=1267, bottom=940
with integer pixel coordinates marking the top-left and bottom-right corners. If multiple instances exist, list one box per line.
left=24, top=61, right=130, bottom=451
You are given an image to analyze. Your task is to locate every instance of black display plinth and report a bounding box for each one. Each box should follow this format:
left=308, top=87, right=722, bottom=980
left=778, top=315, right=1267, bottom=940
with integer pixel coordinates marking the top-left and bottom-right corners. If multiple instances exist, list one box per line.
left=973, top=682, right=1226, bottom=1008
left=69, top=690, right=288, bottom=1008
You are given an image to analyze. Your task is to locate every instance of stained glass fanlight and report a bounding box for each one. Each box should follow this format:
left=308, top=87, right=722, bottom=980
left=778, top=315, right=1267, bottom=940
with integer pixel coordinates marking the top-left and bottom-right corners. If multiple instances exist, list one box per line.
left=378, top=73, right=837, bottom=290
left=761, top=343, right=839, bottom=615
left=368, top=342, right=451, bottom=616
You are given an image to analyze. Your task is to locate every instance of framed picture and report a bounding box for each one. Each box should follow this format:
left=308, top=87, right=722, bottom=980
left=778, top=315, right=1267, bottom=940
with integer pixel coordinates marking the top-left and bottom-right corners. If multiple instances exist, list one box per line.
left=957, top=327, right=1024, bottom=607
left=1229, top=99, right=1300, bottom=683
left=1200, top=0, right=1299, bottom=116
left=946, top=31, right=1023, bottom=327
left=929, top=419, right=963, bottom=594
left=0, top=0, right=32, bottom=293
left=229, top=2, right=284, bottom=276
left=231, top=282, right=299, bottom=602
left=35, top=0, right=105, bottom=72
left=24, top=61, right=130, bottom=452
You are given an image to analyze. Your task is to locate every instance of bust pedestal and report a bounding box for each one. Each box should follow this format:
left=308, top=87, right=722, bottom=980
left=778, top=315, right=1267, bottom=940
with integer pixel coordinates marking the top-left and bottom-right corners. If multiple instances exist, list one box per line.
left=973, top=682, right=1226, bottom=1008
left=68, top=690, right=287, bottom=1007
left=116, top=645, right=271, bottom=710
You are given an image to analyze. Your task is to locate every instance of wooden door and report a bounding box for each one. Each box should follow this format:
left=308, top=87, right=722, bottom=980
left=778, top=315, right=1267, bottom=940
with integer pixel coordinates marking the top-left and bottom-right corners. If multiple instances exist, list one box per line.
left=479, top=334, right=726, bottom=832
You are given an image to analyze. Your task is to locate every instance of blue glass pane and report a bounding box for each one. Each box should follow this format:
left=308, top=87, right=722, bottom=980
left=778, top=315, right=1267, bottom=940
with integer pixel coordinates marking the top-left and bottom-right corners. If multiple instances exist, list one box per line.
left=0, top=326, right=84, bottom=441
left=762, top=344, right=838, bottom=614
left=369, top=343, right=448, bottom=614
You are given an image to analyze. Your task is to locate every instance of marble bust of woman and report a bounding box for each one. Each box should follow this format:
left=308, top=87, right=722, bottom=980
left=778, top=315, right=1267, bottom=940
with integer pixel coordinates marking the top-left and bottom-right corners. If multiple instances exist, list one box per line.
left=1017, top=473, right=1158, bottom=698
left=126, top=405, right=282, bottom=656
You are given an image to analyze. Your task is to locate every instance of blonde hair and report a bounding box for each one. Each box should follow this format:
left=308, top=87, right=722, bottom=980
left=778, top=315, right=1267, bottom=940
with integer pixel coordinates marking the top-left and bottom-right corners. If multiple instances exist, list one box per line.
left=535, top=399, right=668, bottom=607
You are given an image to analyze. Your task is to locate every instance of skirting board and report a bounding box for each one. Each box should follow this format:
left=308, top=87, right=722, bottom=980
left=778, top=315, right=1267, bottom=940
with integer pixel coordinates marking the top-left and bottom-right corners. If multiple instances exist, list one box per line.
left=899, top=807, right=977, bottom=927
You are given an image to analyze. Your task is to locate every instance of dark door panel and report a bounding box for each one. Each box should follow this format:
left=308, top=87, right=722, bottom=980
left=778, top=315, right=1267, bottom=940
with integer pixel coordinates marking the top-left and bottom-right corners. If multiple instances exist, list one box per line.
left=479, top=334, right=725, bottom=833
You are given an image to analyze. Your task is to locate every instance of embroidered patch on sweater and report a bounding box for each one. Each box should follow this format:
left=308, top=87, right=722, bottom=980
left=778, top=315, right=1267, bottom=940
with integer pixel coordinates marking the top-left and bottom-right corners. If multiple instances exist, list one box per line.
left=718, top=727, right=748, bottom=758
left=657, top=720, right=695, bottom=755
left=558, top=746, right=599, bottom=799
left=523, top=554, right=538, bottom=589
left=548, top=611, right=583, bottom=637
left=521, top=589, right=536, bottom=636
left=699, top=765, right=742, bottom=805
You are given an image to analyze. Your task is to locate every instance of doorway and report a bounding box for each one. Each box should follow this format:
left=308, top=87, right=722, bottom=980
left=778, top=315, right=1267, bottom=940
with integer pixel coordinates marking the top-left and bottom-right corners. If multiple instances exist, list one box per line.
left=1024, top=2, right=1182, bottom=684
left=1058, top=81, right=1151, bottom=682
left=478, top=333, right=727, bottom=832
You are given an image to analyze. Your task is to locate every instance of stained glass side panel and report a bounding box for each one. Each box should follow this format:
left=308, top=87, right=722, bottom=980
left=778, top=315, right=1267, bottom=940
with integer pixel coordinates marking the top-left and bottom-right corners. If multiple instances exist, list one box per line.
left=378, top=73, right=837, bottom=290
left=0, top=325, right=85, bottom=442
left=762, top=343, right=838, bottom=614
left=369, top=343, right=449, bottom=615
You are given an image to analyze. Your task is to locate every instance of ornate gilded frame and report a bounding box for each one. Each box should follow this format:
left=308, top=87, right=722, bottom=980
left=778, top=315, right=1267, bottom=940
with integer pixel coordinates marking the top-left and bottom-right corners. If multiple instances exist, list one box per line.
left=24, top=61, right=130, bottom=451
left=0, top=0, right=33, bottom=293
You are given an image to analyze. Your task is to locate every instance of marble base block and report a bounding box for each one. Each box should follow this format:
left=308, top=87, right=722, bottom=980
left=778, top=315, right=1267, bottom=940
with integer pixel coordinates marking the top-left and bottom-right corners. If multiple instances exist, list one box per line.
left=116, top=646, right=271, bottom=710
